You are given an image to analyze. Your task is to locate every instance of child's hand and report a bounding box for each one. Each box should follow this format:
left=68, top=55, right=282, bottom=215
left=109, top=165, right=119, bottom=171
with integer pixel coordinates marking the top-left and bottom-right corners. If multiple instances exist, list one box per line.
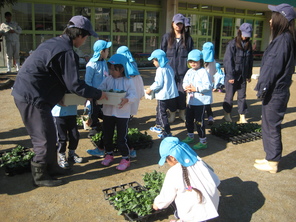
left=185, top=84, right=196, bottom=92
left=145, top=88, right=152, bottom=95
left=153, top=204, right=159, bottom=210
left=118, top=98, right=128, bottom=109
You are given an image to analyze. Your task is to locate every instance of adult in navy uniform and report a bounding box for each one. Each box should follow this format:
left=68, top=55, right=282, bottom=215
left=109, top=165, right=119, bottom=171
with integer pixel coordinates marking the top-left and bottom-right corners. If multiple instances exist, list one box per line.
left=11, top=16, right=107, bottom=187
left=161, top=13, right=194, bottom=123
left=222, top=23, right=253, bottom=123
left=254, top=4, right=296, bottom=173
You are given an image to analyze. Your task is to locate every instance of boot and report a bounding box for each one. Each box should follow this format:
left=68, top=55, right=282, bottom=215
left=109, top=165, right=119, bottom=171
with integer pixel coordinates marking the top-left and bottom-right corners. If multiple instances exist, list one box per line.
left=47, top=162, right=72, bottom=176
left=31, top=161, right=63, bottom=187
left=238, top=114, right=248, bottom=124
left=7, top=59, right=12, bottom=73
left=254, top=160, right=279, bottom=174
left=255, top=159, right=267, bottom=164
left=15, top=59, right=20, bottom=71
left=168, top=111, right=176, bottom=123
left=179, top=109, right=186, bottom=122
left=224, top=112, right=232, bottom=122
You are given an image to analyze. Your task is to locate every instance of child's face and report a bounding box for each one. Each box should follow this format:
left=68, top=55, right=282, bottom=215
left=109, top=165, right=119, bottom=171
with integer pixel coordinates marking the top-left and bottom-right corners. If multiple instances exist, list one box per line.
left=166, top=156, right=178, bottom=166
left=188, top=60, right=201, bottom=70
left=152, top=59, right=159, bottom=68
left=100, top=48, right=109, bottom=60
left=109, top=64, right=124, bottom=79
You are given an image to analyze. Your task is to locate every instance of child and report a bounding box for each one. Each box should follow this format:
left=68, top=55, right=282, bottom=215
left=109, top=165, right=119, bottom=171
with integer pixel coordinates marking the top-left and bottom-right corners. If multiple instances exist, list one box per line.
left=52, top=103, right=83, bottom=169
left=153, top=137, right=220, bottom=222
left=182, top=49, right=212, bottom=149
left=98, top=54, right=137, bottom=171
left=85, top=40, right=111, bottom=157
left=213, top=63, right=225, bottom=92
left=116, top=46, right=145, bottom=119
left=145, top=49, right=179, bottom=139
left=202, top=42, right=216, bottom=125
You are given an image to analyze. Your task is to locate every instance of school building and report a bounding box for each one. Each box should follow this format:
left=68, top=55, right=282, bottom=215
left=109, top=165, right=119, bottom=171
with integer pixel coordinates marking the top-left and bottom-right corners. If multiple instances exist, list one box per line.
left=0, top=0, right=295, bottom=67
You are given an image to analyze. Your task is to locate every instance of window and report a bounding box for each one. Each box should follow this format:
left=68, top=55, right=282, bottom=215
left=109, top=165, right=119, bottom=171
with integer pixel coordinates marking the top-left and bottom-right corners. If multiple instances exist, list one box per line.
left=55, top=5, right=73, bottom=31
left=131, top=10, right=144, bottom=33
left=95, top=8, right=111, bottom=32
left=35, top=4, right=53, bottom=31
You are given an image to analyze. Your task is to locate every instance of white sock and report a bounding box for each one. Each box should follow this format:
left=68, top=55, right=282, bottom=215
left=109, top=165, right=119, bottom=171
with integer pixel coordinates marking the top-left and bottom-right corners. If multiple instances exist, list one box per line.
left=200, top=137, right=207, bottom=144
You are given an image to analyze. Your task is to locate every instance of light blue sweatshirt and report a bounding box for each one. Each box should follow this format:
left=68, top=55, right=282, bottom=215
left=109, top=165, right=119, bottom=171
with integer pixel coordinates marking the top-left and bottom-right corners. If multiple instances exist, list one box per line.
left=85, top=60, right=109, bottom=88
left=183, top=68, right=212, bottom=105
left=150, top=64, right=179, bottom=100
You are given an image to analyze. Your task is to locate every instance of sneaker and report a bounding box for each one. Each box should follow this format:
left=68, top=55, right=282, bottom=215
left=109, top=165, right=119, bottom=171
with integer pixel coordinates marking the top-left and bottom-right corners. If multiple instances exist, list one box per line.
left=157, top=132, right=172, bottom=139
left=101, top=155, right=114, bottom=166
left=150, top=126, right=162, bottom=133
left=129, top=149, right=137, bottom=158
left=58, top=153, right=70, bottom=168
left=208, top=116, right=214, bottom=125
left=193, top=142, right=207, bottom=150
left=87, top=147, right=105, bottom=157
left=116, top=158, right=130, bottom=171
left=68, top=153, right=83, bottom=163
left=182, top=136, right=194, bottom=144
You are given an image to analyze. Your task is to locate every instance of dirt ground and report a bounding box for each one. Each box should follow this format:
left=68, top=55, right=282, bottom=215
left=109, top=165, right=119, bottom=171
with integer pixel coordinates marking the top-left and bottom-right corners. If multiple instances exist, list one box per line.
left=0, top=67, right=296, bottom=222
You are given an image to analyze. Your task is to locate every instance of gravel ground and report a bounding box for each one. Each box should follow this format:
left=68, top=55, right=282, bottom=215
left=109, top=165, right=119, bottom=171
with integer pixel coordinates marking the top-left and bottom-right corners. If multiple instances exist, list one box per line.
left=0, top=67, right=296, bottom=222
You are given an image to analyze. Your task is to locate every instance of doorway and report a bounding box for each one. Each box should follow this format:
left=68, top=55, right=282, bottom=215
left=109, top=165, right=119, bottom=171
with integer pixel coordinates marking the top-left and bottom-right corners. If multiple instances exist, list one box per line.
left=213, top=17, right=222, bottom=60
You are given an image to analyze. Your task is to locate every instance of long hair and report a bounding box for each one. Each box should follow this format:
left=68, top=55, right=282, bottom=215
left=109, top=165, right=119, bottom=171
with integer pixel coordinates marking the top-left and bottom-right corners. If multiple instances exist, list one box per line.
left=168, top=22, right=186, bottom=49
left=63, top=22, right=90, bottom=40
left=271, top=12, right=296, bottom=56
left=181, top=165, right=203, bottom=203
left=235, top=29, right=252, bottom=51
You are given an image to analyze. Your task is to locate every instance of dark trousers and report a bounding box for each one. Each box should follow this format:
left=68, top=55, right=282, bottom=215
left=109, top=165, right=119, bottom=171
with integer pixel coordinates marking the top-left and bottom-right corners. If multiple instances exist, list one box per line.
left=185, top=105, right=206, bottom=139
left=223, top=78, right=248, bottom=114
left=174, top=77, right=186, bottom=111
left=205, top=104, right=213, bottom=117
left=103, top=115, right=130, bottom=157
left=156, top=99, right=174, bottom=134
left=53, top=115, right=80, bottom=153
left=89, top=100, right=103, bottom=129
left=261, top=91, right=289, bottom=161
left=14, top=99, right=57, bottom=164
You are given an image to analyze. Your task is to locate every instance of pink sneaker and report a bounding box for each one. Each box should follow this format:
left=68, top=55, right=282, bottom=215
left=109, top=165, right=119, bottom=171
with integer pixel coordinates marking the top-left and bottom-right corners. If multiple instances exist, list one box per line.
left=116, top=159, right=130, bottom=171
left=101, top=155, right=114, bottom=166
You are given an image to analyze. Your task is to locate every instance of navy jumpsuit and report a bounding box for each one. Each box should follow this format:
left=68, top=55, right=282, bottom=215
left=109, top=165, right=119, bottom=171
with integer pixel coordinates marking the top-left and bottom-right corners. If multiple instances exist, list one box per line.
left=161, top=33, right=194, bottom=111
left=11, top=34, right=102, bottom=165
left=255, top=32, right=295, bottom=161
left=223, top=38, right=253, bottom=114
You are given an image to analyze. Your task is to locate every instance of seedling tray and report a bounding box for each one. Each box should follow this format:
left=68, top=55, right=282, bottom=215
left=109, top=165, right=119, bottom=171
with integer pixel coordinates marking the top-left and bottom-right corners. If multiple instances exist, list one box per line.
left=103, top=181, right=172, bottom=222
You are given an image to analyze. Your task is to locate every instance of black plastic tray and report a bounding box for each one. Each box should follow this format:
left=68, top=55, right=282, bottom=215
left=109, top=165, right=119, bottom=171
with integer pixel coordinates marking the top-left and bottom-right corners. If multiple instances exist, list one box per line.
left=103, top=181, right=172, bottom=222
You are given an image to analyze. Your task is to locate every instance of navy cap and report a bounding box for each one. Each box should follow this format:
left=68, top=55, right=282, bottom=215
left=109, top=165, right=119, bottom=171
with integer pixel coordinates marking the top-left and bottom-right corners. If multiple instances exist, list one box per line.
left=172, top=13, right=185, bottom=24
left=268, top=3, right=296, bottom=22
left=69, top=15, right=98, bottom=38
left=240, top=23, right=253, bottom=37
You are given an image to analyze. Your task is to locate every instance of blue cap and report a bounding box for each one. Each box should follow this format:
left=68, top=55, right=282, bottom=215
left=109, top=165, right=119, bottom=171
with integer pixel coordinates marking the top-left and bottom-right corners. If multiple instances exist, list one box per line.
left=187, top=49, right=203, bottom=62
left=158, top=137, right=198, bottom=167
left=268, top=3, right=296, bottom=22
left=148, top=49, right=168, bottom=68
left=116, top=46, right=139, bottom=76
left=239, top=23, right=253, bottom=37
left=216, top=63, right=223, bottom=75
left=90, top=40, right=112, bottom=62
left=172, top=13, right=185, bottom=24
left=202, top=42, right=215, bottom=63
left=108, top=54, right=131, bottom=78
left=69, top=15, right=98, bottom=38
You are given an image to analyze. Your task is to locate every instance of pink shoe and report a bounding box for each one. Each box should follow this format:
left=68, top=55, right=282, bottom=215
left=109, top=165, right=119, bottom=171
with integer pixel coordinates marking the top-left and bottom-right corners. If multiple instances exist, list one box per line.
left=101, top=155, right=114, bottom=166
left=116, top=159, right=130, bottom=171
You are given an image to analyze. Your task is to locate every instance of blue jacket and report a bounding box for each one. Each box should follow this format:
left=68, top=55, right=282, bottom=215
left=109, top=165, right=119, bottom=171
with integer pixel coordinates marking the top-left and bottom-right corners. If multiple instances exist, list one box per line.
left=255, top=32, right=295, bottom=102
left=183, top=68, right=212, bottom=105
left=12, top=34, right=102, bottom=108
left=161, top=33, right=194, bottom=80
left=150, top=64, right=179, bottom=100
left=85, top=60, right=109, bottom=88
left=223, top=38, right=253, bottom=81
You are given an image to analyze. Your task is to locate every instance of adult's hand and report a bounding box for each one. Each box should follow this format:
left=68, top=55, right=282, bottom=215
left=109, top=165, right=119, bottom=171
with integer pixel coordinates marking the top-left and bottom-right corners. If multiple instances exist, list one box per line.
left=99, top=91, right=108, bottom=100
left=228, top=79, right=235, bottom=84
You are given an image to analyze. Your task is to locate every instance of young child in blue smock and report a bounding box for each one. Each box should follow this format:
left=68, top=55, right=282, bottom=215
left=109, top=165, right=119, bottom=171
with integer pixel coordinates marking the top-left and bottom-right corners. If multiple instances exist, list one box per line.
left=145, top=49, right=179, bottom=139
left=182, top=49, right=212, bottom=150
left=52, top=104, right=83, bottom=169
left=85, top=40, right=112, bottom=157
left=98, top=54, right=137, bottom=171
left=116, top=46, right=144, bottom=119
left=213, top=63, right=225, bottom=92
